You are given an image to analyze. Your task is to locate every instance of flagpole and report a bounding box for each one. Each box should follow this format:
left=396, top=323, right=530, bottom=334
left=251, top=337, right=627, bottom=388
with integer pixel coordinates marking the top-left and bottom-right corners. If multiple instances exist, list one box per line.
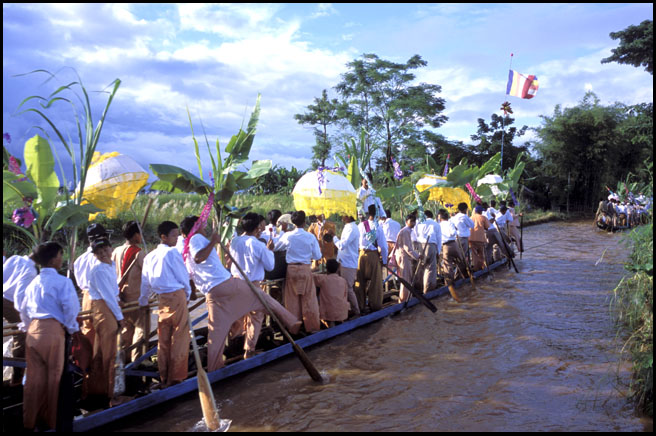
left=501, top=53, right=514, bottom=173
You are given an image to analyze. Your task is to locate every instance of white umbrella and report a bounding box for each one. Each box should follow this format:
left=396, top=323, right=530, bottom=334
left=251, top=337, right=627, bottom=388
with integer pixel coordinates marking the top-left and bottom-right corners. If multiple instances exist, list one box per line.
left=477, top=174, right=504, bottom=186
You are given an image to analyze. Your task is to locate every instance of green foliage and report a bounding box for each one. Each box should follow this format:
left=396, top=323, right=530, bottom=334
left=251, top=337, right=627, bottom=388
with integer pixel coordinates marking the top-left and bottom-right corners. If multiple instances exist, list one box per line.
left=612, top=220, right=653, bottom=416
left=294, top=89, right=340, bottom=168
left=335, top=127, right=372, bottom=189
left=248, top=164, right=306, bottom=195
left=601, top=19, right=653, bottom=75
left=23, top=135, right=60, bottom=226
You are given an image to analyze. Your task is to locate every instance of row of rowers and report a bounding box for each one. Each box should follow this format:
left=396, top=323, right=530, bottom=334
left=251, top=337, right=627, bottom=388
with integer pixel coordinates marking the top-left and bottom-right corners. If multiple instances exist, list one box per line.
left=2, top=199, right=520, bottom=431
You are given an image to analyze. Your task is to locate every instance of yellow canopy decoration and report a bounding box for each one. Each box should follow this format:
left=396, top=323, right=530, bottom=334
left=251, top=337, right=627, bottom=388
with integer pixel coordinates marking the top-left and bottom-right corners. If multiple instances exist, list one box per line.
left=79, top=151, right=149, bottom=219
left=292, top=169, right=357, bottom=218
left=416, top=174, right=471, bottom=214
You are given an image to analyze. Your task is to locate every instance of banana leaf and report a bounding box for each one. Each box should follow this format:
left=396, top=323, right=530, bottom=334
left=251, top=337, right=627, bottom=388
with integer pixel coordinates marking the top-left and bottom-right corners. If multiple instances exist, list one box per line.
left=23, top=135, right=60, bottom=224
left=46, top=202, right=104, bottom=232
left=3, top=170, right=38, bottom=205
left=150, top=164, right=212, bottom=195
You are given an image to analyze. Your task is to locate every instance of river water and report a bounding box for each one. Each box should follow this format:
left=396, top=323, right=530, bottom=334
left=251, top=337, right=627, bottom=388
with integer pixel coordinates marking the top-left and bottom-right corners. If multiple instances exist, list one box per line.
left=112, top=220, right=651, bottom=432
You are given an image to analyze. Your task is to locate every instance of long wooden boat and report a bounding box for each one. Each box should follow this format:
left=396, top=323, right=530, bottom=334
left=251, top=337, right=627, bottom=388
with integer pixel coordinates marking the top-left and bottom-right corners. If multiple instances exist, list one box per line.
left=3, top=259, right=507, bottom=432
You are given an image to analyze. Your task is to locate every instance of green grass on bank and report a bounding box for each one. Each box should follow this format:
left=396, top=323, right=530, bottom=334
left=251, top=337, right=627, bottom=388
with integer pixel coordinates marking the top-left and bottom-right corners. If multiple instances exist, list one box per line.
left=612, top=222, right=653, bottom=417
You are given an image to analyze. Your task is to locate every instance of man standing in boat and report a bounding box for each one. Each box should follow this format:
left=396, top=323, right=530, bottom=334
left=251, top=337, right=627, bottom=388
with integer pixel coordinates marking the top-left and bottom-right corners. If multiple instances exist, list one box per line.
left=140, top=221, right=192, bottom=388
left=355, top=204, right=388, bottom=313
left=333, top=214, right=361, bottom=317
left=393, top=215, right=422, bottom=303
left=181, top=215, right=301, bottom=372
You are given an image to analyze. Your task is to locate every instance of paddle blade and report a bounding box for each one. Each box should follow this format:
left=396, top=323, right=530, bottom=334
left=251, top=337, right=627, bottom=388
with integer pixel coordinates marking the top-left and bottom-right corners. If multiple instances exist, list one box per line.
left=196, top=366, right=221, bottom=431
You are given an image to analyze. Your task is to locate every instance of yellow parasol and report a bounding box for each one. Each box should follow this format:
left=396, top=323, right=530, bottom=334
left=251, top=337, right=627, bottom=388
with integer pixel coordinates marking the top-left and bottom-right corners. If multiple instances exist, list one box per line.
left=292, top=169, right=357, bottom=217
left=416, top=174, right=470, bottom=214
left=79, top=151, right=149, bottom=219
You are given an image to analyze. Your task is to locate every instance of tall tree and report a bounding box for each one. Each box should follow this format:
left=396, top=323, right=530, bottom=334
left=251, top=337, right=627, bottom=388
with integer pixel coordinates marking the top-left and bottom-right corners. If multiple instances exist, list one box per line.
left=334, top=53, right=447, bottom=173
left=294, top=89, right=339, bottom=168
left=601, top=19, right=653, bottom=75
left=469, top=113, right=528, bottom=169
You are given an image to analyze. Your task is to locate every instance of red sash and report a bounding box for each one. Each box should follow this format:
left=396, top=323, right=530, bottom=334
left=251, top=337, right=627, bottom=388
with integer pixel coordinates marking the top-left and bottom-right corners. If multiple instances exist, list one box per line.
left=121, top=245, right=141, bottom=276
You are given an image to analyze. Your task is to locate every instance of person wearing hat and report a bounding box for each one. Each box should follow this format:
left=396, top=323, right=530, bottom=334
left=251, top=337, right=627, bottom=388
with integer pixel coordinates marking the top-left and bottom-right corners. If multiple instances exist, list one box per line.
left=83, top=237, right=124, bottom=405
left=74, top=223, right=110, bottom=347
left=469, top=205, right=490, bottom=272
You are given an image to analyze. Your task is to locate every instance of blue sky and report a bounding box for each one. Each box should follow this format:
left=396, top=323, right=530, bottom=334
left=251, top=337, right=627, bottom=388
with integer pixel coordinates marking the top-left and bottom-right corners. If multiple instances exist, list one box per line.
left=3, top=3, right=653, bottom=185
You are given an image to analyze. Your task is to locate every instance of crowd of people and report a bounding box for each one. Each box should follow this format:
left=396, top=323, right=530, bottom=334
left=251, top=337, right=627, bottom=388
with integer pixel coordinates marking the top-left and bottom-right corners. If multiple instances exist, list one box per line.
left=594, top=193, right=651, bottom=231
left=3, top=191, right=524, bottom=431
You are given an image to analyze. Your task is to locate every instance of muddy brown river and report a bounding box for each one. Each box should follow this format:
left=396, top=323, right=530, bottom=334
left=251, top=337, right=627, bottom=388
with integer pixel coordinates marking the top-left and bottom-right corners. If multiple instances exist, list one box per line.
left=109, top=220, right=651, bottom=432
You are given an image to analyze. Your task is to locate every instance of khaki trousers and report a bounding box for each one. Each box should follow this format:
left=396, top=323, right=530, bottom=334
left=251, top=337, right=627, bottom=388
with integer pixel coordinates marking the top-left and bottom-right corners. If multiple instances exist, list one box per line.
left=355, top=250, right=383, bottom=311
left=338, top=266, right=360, bottom=315
left=469, top=240, right=486, bottom=272
left=421, top=243, right=438, bottom=294
left=207, top=277, right=299, bottom=372
left=283, top=264, right=321, bottom=333
left=441, top=242, right=469, bottom=285
left=84, top=299, right=118, bottom=398
left=80, top=289, right=96, bottom=348
left=229, top=280, right=266, bottom=354
left=157, top=289, right=190, bottom=386
left=3, top=298, right=25, bottom=384
left=24, top=319, right=65, bottom=430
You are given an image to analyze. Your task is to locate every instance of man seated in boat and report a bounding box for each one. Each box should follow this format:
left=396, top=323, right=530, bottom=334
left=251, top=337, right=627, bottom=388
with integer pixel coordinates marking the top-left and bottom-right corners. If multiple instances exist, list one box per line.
left=229, top=212, right=276, bottom=359
left=140, top=221, right=192, bottom=388
left=313, top=259, right=350, bottom=328
left=273, top=210, right=322, bottom=334
left=83, top=238, right=124, bottom=406
left=181, top=215, right=302, bottom=372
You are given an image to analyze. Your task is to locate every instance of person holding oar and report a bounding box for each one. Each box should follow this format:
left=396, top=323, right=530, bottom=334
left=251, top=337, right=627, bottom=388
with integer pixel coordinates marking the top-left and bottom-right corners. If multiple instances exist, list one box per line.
left=414, top=210, right=440, bottom=294
left=438, top=209, right=468, bottom=303
left=469, top=205, right=490, bottom=272
left=181, top=215, right=302, bottom=373
left=393, top=215, right=423, bottom=303
left=139, top=221, right=192, bottom=388
left=111, top=221, right=146, bottom=362
left=17, top=242, right=80, bottom=431
left=450, top=202, right=475, bottom=266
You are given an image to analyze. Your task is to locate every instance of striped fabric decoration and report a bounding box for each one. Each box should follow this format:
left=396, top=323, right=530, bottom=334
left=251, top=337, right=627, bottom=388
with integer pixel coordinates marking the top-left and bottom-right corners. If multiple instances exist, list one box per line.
left=506, top=70, right=539, bottom=99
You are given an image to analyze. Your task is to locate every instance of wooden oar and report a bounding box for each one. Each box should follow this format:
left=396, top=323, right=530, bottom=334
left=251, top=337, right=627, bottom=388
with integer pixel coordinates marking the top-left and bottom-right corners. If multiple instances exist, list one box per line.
left=219, top=241, right=324, bottom=383
left=455, top=235, right=476, bottom=290
left=187, top=304, right=221, bottom=431
left=382, top=263, right=438, bottom=313
left=520, top=214, right=524, bottom=260
left=113, top=332, right=126, bottom=397
left=493, top=222, right=519, bottom=273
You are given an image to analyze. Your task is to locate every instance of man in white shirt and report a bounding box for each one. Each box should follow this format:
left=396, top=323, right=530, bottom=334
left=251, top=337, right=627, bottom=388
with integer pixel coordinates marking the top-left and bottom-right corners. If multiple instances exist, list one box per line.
left=333, top=214, right=361, bottom=316
left=18, top=242, right=80, bottom=431
left=415, top=210, right=441, bottom=294
left=3, top=252, right=38, bottom=385
left=181, top=216, right=301, bottom=372
left=356, top=179, right=375, bottom=219
left=229, top=213, right=275, bottom=358
left=450, top=202, right=475, bottom=261
left=140, top=221, right=192, bottom=387
left=438, top=209, right=466, bottom=302
left=74, top=223, right=109, bottom=347
left=274, top=210, right=322, bottom=333
left=85, top=238, right=124, bottom=401
left=507, top=201, right=523, bottom=253
left=379, top=209, right=401, bottom=255
left=355, top=204, right=388, bottom=312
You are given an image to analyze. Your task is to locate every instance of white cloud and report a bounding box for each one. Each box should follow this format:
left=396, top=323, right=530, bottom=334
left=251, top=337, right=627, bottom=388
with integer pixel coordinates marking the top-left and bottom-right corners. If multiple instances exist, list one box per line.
left=311, top=3, right=338, bottom=19
left=177, top=4, right=282, bottom=39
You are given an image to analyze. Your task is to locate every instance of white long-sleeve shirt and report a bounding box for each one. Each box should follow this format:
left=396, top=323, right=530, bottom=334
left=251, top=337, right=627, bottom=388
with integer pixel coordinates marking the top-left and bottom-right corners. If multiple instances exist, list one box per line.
left=74, top=247, right=100, bottom=290
left=18, top=268, right=80, bottom=334
left=187, top=234, right=232, bottom=294
left=274, top=228, right=321, bottom=265
left=358, top=219, right=388, bottom=265
left=88, top=262, right=124, bottom=322
left=230, top=235, right=275, bottom=281
left=333, top=221, right=360, bottom=269
left=380, top=218, right=401, bottom=243
left=440, top=220, right=459, bottom=243
left=450, top=213, right=475, bottom=238
left=3, top=255, right=38, bottom=303
left=495, top=210, right=514, bottom=228
left=140, top=243, right=192, bottom=305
